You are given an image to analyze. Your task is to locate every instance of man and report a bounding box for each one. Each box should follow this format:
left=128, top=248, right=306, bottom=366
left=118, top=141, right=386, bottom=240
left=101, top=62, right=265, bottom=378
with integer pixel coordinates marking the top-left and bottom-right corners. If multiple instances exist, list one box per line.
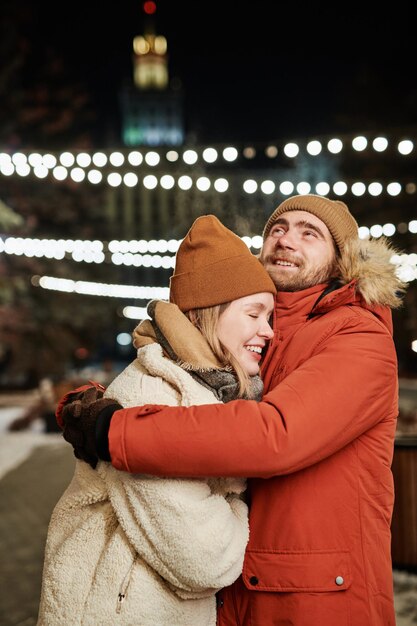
left=60, top=194, right=406, bottom=626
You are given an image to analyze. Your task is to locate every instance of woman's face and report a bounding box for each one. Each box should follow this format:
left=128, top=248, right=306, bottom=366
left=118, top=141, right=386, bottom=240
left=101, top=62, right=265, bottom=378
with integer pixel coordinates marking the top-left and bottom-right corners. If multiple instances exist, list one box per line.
left=216, top=292, right=274, bottom=376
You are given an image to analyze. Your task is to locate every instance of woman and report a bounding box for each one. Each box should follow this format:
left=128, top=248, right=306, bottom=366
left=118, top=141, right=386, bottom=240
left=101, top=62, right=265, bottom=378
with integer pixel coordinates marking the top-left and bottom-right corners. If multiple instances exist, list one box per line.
left=37, top=215, right=276, bottom=626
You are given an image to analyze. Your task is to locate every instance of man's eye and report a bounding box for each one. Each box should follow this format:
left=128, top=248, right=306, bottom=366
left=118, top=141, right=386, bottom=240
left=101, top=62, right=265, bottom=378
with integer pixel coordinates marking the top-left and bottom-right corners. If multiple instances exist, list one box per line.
left=305, top=230, right=317, bottom=237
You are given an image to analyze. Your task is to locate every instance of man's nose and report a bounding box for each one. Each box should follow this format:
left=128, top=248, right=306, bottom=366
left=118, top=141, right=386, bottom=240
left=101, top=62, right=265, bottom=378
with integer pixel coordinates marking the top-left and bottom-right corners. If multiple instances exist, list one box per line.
left=276, top=230, right=296, bottom=249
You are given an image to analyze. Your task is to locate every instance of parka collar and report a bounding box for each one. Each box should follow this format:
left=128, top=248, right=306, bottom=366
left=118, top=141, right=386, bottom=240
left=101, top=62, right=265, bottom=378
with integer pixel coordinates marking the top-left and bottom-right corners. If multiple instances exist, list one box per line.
left=275, top=283, right=328, bottom=327
left=274, top=280, right=360, bottom=328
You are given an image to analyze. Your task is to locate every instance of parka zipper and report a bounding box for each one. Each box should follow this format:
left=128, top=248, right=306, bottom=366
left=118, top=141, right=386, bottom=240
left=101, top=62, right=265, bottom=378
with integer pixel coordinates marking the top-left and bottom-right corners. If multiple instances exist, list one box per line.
left=116, top=557, right=136, bottom=614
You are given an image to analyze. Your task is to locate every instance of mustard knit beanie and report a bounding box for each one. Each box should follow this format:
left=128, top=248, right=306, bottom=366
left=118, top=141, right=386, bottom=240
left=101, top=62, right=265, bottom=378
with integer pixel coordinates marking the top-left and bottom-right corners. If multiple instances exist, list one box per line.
left=262, top=194, right=359, bottom=253
left=170, top=215, right=276, bottom=312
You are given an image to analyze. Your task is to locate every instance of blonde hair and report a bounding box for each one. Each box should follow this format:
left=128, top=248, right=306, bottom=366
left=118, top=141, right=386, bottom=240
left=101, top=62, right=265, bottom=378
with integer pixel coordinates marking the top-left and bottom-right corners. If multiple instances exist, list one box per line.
left=186, top=304, right=254, bottom=398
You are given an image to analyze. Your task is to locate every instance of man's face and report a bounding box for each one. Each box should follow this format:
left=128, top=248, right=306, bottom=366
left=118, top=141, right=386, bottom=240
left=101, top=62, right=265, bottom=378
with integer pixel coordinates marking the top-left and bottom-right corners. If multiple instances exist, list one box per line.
left=259, top=210, right=337, bottom=291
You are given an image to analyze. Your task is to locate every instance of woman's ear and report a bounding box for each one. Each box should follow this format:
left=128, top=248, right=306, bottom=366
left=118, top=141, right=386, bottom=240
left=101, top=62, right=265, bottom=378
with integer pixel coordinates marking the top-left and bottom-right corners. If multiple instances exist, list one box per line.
left=187, top=309, right=199, bottom=328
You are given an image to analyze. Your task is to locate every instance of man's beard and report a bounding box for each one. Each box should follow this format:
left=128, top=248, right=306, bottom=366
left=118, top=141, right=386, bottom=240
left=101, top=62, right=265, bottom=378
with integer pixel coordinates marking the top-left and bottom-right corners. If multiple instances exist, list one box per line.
left=262, top=254, right=337, bottom=292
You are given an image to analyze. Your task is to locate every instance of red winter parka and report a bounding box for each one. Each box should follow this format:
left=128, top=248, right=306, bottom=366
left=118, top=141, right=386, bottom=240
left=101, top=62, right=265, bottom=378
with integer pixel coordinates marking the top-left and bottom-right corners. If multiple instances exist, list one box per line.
left=108, top=238, right=404, bottom=626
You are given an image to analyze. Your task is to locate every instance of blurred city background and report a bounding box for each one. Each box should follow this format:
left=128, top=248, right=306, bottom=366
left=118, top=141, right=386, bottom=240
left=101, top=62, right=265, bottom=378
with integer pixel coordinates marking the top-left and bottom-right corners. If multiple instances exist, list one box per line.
left=0, top=1, right=416, bottom=624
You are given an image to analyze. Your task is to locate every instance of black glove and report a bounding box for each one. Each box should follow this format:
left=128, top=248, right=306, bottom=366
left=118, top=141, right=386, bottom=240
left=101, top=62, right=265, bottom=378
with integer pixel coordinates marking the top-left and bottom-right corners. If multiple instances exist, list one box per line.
left=57, top=383, right=121, bottom=469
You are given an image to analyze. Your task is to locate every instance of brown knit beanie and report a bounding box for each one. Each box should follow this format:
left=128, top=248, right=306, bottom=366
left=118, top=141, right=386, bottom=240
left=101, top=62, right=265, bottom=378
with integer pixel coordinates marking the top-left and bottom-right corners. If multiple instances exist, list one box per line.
left=170, top=215, right=276, bottom=312
left=262, top=194, right=359, bottom=253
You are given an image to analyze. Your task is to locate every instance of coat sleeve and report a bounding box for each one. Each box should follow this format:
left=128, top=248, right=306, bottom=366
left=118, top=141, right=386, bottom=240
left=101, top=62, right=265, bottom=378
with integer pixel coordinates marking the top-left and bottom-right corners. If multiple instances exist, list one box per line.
left=98, top=463, right=249, bottom=597
left=109, top=314, right=399, bottom=477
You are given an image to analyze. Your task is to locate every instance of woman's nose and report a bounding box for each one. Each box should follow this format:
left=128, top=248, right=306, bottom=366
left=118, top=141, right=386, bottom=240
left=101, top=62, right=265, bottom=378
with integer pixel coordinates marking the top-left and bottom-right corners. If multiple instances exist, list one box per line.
left=259, top=321, right=274, bottom=340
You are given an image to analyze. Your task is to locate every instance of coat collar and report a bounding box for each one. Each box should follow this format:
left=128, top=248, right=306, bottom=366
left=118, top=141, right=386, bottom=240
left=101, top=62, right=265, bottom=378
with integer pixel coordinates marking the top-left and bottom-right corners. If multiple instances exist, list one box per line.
left=132, top=299, right=264, bottom=401
left=274, top=283, right=330, bottom=327
left=274, top=277, right=393, bottom=334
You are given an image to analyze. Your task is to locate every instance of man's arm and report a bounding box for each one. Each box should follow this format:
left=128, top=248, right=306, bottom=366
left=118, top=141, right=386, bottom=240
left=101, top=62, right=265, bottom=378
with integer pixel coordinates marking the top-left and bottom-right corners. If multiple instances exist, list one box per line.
left=61, top=317, right=398, bottom=476
left=107, top=319, right=398, bottom=477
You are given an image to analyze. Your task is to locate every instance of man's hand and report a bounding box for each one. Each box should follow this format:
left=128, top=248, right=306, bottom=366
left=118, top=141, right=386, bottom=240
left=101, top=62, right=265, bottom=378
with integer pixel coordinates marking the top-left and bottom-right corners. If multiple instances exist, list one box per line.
left=56, top=382, right=120, bottom=469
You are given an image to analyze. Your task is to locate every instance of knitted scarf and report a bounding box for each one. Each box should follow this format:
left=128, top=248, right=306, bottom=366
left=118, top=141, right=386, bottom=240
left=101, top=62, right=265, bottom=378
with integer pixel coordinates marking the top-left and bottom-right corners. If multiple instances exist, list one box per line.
left=132, top=300, right=264, bottom=403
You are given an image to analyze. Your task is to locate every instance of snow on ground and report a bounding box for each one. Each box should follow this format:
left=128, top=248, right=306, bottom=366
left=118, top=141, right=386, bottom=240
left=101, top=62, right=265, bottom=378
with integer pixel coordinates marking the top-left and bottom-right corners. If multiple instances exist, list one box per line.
left=0, top=405, right=65, bottom=480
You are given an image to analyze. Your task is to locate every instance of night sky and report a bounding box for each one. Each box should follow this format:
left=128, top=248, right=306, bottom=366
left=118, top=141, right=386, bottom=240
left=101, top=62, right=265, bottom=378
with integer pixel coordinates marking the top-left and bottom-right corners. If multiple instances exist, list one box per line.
left=7, top=1, right=417, bottom=145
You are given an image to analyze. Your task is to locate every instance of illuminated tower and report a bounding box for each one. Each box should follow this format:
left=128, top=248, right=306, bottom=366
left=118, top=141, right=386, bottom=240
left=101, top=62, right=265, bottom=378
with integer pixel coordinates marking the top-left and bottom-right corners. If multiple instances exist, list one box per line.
left=120, top=1, right=184, bottom=146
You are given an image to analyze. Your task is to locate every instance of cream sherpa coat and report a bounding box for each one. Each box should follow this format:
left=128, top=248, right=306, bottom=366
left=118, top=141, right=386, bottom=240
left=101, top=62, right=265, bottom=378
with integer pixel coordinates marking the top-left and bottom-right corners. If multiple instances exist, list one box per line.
left=37, top=342, right=249, bottom=626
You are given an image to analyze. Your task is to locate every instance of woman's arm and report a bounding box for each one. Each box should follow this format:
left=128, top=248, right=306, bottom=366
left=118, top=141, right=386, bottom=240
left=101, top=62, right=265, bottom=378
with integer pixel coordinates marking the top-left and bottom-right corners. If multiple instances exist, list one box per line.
left=98, top=463, right=249, bottom=596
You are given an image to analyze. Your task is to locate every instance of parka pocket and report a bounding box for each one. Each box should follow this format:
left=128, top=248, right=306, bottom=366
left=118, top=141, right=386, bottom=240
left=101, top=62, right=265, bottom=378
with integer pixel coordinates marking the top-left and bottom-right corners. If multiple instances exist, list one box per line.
left=242, top=549, right=351, bottom=593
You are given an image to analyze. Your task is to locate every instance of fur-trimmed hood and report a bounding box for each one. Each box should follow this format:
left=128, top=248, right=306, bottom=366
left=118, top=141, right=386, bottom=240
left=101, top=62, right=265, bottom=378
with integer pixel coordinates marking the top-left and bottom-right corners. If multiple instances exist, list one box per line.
left=336, top=237, right=406, bottom=309
left=304, top=237, right=407, bottom=333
